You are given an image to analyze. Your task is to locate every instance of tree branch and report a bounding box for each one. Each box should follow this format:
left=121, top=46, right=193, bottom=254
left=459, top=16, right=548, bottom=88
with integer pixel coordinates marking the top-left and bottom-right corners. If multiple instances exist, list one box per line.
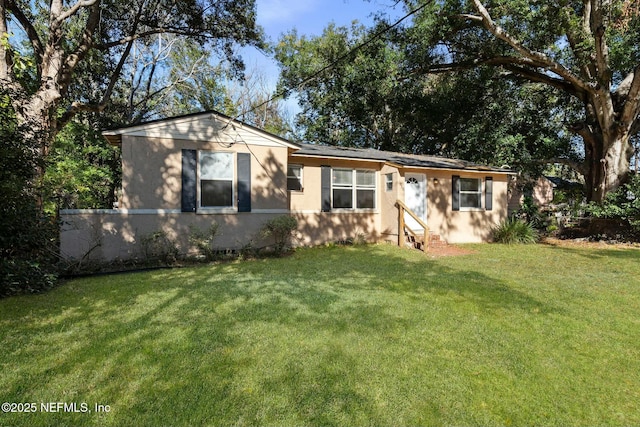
left=61, top=2, right=101, bottom=90
left=59, top=0, right=145, bottom=127
left=51, top=0, right=98, bottom=29
left=590, top=0, right=612, bottom=89
left=403, top=56, right=588, bottom=101
left=492, top=62, right=587, bottom=100
left=539, top=157, right=587, bottom=176
left=6, top=0, right=44, bottom=74
left=471, top=0, right=592, bottom=94
left=561, top=6, right=595, bottom=81
left=455, top=13, right=483, bottom=23
left=619, top=65, right=640, bottom=134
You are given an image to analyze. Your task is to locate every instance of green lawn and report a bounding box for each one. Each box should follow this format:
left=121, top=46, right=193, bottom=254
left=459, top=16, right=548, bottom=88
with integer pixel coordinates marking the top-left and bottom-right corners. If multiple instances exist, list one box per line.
left=2, top=243, right=640, bottom=426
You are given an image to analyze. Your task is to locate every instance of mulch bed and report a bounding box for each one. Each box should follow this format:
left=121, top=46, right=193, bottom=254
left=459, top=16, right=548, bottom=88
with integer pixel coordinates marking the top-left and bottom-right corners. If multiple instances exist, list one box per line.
left=542, top=237, right=640, bottom=250
left=423, top=237, right=640, bottom=259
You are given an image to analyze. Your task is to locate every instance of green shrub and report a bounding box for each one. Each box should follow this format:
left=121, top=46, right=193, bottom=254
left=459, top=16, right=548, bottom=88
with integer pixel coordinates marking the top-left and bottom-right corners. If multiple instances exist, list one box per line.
left=492, top=217, right=539, bottom=244
left=261, top=215, right=298, bottom=254
left=585, top=174, right=640, bottom=232
left=0, top=94, right=59, bottom=297
left=518, top=195, right=547, bottom=229
left=140, top=230, right=179, bottom=264
left=188, top=223, right=219, bottom=261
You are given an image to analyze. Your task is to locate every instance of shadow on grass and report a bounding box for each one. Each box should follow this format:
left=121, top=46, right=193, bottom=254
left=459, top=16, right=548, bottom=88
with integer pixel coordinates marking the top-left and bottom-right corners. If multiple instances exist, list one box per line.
left=0, top=244, right=557, bottom=426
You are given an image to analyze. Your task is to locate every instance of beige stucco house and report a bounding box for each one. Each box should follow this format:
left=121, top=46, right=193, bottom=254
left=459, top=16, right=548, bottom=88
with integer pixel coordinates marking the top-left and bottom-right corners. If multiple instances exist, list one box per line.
left=60, top=111, right=514, bottom=261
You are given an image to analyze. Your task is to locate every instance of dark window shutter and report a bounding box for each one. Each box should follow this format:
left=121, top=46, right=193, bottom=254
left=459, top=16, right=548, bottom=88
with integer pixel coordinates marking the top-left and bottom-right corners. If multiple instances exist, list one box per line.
left=485, top=177, right=493, bottom=211
left=321, top=165, right=331, bottom=212
left=452, top=175, right=460, bottom=211
left=181, top=149, right=197, bottom=212
left=237, top=153, right=251, bottom=212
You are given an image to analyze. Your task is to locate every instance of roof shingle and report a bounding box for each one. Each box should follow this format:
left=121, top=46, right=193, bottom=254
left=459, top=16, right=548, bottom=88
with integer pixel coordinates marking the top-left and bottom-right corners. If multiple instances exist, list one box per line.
left=292, top=143, right=513, bottom=173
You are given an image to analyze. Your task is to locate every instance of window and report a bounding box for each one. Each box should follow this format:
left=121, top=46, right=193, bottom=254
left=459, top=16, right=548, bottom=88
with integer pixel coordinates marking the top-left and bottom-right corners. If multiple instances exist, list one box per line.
left=356, top=170, right=376, bottom=208
left=287, top=164, right=303, bottom=191
left=200, top=152, right=234, bottom=208
left=459, top=178, right=482, bottom=209
left=332, top=169, right=353, bottom=208
left=385, top=173, right=394, bottom=192
left=332, top=169, right=376, bottom=210
left=453, top=176, right=490, bottom=211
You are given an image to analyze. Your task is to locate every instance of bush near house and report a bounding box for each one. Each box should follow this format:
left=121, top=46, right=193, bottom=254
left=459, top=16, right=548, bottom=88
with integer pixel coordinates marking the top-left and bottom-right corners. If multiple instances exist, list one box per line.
left=261, top=215, right=298, bottom=254
left=585, top=174, right=640, bottom=237
left=492, top=217, right=539, bottom=244
left=188, top=223, right=220, bottom=261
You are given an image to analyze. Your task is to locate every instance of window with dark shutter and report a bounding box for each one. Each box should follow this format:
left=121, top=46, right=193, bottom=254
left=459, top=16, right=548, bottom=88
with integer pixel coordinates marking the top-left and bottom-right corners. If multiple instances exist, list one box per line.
left=452, top=175, right=460, bottom=211
left=485, top=177, right=493, bottom=211
left=181, top=149, right=197, bottom=212
left=321, top=166, right=331, bottom=212
left=237, top=153, right=251, bottom=212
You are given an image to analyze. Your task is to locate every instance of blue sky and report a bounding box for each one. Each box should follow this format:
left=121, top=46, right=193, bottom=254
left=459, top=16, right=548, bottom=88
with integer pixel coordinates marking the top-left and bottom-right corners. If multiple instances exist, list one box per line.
left=240, top=0, right=406, bottom=109
left=256, top=0, right=404, bottom=40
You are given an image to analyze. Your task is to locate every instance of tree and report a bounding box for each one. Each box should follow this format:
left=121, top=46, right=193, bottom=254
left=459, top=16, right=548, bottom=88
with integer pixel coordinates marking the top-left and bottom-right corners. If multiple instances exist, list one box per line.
left=276, top=1, right=640, bottom=201
left=0, top=90, right=57, bottom=296
left=276, top=23, right=424, bottom=151
left=0, top=0, right=263, bottom=185
left=159, top=39, right=233, bottom=118
left=275, top=21, right=576, bottom=176
left=226, top=65, right=295, bottom=138
left=42, top=115, right=120, bottom=213
left=402, top=0, right=640, bottom=201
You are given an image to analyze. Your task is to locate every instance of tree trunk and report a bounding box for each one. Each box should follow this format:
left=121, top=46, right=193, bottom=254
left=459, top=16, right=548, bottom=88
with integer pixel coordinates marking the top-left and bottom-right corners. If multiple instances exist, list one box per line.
left=10, top=90, right=60, bottom=211
left=585, top=132, right=634, bottom=202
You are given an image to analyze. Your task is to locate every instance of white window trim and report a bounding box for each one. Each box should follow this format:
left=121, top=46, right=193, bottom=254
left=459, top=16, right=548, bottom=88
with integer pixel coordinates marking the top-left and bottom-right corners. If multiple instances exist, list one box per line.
left=287, top=164, right=303, bottom=192
left=197, top=150, right=237, bottom=213
left=458, top=177, right=483, bottom=211
left=331, top=168, right=377, bottom=212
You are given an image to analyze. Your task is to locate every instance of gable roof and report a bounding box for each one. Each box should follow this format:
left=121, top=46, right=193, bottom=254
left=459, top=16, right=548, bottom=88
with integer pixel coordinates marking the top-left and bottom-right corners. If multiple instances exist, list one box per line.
left=103, top=110, right=513, bottom=174
left=292, top=143, right=514, bottom=174
left=102, top=110, right=301, bottom=150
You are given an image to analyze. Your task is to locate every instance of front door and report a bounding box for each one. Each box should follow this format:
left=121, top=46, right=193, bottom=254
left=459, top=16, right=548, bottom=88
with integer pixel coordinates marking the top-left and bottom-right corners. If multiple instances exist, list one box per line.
left=404, top=173, right=427, bottom=232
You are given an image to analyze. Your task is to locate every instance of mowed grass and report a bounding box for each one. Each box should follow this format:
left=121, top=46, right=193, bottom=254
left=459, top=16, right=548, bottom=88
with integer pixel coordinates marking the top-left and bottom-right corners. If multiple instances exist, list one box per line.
left=2, top=243, right=640, bottom=426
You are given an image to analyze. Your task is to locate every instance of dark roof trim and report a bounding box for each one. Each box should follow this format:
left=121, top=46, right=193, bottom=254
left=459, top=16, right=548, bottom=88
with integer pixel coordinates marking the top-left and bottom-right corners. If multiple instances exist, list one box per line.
left=292, top=143, right=515, bottom=174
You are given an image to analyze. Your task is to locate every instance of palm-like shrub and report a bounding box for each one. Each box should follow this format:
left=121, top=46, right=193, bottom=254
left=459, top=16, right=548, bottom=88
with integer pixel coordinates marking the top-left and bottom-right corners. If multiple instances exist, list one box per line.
left=492, top=217, right=539, bottom=244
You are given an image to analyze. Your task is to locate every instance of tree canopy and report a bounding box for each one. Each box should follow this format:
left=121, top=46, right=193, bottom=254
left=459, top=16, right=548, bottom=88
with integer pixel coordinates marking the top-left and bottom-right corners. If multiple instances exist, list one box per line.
left=0, top=0, right=265, bottom=293
left=1, top=0, right=263, bottom=155
left=276, top=0, right=640, bottom=201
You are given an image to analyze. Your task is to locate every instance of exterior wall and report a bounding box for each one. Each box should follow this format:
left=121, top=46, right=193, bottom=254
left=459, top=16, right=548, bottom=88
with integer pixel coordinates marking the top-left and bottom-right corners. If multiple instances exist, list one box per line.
left=120, top=135, right=289, bottom=211
left=508, top=177, right=554, bottom=213
left=532, top=177, right=554, bottom=206
left=60, top=211, right=285, bottom=261
left=60, top=120, right=294, bottom=262
left=60, top=117, right=513, bottom=261
left=288, top=156, right=387, bottom=245
left=420, top=170, right=509, bottom=243
left=379, top=164, right=403, bottom=244
left=291, top=212, right=380, bottom=246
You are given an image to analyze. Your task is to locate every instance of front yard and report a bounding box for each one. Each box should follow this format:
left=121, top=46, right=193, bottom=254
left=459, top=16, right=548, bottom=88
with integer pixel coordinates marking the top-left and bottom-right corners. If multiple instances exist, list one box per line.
left=1, top=243, right=640, bottom=426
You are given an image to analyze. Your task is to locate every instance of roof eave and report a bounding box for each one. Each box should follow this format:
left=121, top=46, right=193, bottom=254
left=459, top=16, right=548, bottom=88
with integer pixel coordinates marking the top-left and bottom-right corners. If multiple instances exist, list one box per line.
left=99, top=110, right=301, bottom=150
left=102, top=132, right=122, bottom=146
